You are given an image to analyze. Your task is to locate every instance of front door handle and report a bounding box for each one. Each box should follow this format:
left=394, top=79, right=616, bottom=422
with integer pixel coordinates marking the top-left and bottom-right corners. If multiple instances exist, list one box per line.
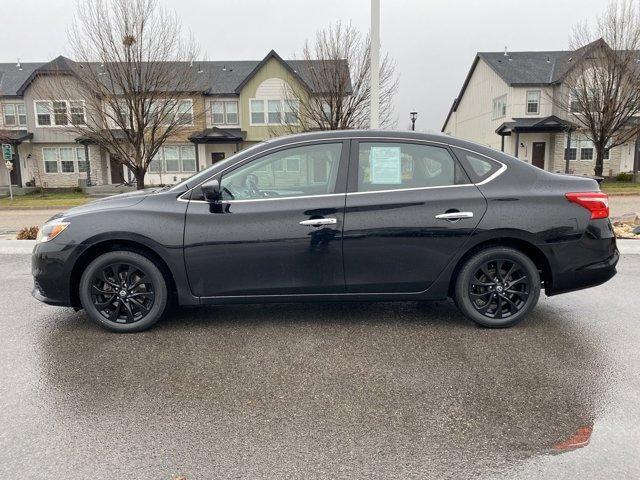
left=435, top=211, right=474, bottom=220
left=299, top=218, right=338, bottom=227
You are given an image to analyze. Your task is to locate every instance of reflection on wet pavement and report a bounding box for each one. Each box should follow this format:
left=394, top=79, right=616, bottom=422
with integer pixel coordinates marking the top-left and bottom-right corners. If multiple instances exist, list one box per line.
left=0, top=254, right=639, bottom=479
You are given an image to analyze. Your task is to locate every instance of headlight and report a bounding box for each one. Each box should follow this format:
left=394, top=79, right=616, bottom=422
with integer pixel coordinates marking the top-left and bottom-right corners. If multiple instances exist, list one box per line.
left=36, top=221, right=70, bottom=243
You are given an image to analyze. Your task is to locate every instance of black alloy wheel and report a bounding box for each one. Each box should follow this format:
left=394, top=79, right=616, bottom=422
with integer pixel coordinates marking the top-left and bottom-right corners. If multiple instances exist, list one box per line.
left=454, top=247, right=540, bottom=328
left=468, top=259, right=530, bottom=320
left=79, top=250, right=168, bottom=332
left=90, top=262, right=155, bottom=324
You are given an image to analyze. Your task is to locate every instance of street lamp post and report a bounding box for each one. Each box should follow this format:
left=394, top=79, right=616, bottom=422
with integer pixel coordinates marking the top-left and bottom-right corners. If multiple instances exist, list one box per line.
left=410, top=111, right=418, bottom=131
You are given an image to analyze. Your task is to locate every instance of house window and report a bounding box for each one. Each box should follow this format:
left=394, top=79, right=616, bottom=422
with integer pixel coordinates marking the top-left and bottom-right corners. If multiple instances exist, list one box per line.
left=70, top=101, right=86, bottom=124
left=569, top=94, right=583, bottom=113
left=284, top=100, right=299, bottom=124
left=492, top=95, right=507, bottom=120
left=59, top=147, right=75, bottom=172
left=35, top=100, right=85, bottom=126
left=2, top=103, right=27, bottom=127
left=268, top=100, right=282, bottom=124
left=43, top=148, right=58, bottom=173
left=163, top=146, right=180, bottom=172
left=250, top=100, right=265, bottom=124
left=580, top=148, right=594, bottom=160
left=148, top=145, right=197, bottom=173
left=225, top=101, right=238, bottom=124
left=211, top=102, right=224, bottom=124
left=526, top=91, right=540, bottom=114
left=36, top=102, right=51, bottom=126
left=604, top=148, right=610, bottom=160
left=176, top=100, right=193, bottom=125
left=180, top=146, right=196, bottom=172
left=53, top=101, right=68, bottom=125
left=251, top=99, right=299, bottom=126
left=210, top=100, right=239, bottom=125
left=565, top=148, right=577, bottom=161
left=17, top=104, right=26, bottom=125
left=2, top=104, right=16, bottom=126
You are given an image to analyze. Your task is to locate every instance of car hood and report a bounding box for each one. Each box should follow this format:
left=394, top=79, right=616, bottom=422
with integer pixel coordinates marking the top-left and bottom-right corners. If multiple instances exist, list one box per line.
left=49, top=188, right=161, bottom=222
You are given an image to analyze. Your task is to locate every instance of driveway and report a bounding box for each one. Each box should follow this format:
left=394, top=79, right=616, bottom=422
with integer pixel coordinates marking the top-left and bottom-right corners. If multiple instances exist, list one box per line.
left=0, top=253, right=639, bottom=479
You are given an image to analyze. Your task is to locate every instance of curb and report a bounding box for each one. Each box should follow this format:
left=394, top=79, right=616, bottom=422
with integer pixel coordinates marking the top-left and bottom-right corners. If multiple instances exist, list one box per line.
left=1, top=239, right=639, bottom=256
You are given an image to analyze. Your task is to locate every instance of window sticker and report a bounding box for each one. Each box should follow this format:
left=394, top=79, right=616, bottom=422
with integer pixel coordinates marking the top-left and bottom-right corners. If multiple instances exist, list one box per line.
left=370, top=146, right=402, bottom=184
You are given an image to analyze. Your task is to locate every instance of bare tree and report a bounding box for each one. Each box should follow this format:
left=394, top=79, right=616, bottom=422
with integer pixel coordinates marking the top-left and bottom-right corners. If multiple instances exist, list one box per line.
left=35, top=0, right=205, bottom=189
left=554, top=0, right=640, bottom=177
left=273, top=21, right=397, bottom=135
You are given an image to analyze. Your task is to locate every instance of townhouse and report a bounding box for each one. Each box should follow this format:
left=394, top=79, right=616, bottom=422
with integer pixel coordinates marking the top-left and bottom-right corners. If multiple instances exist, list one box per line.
left=442, top=42, right=640, bottom=176
left=0, top=50, right=332, bottom=189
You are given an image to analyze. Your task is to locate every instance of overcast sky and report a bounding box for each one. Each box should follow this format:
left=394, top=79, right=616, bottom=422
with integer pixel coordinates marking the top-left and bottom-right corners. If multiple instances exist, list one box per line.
left=0, top=0, right=608, bottom=131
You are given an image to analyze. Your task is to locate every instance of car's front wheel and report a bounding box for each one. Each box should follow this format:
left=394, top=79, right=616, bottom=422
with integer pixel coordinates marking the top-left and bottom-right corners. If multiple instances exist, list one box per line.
left=79, top=250, right=168, bottom=332
left=454, top=247, right=540, bottom=328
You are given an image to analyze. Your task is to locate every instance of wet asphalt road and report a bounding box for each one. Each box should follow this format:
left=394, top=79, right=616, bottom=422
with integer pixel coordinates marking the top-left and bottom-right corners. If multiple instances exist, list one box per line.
left=0, top=254, right=639, bottom=479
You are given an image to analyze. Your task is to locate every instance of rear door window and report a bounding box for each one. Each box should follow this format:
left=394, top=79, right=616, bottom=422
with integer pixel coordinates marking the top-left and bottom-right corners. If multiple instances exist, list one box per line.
left=452, top=147, right=502, bottom=183
left=355, top=142, right=469, bottom=192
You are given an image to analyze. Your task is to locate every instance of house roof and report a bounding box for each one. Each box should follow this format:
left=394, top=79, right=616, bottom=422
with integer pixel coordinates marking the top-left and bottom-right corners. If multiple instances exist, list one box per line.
left=189, top=127, right=246, bottom=144
left=0, top=129, right=33, bottom=144
left=0, top=62, right=44, bottom=97
left=0, top=51, right=350, bottom=98
left=495, top=115, right=575, bottom=135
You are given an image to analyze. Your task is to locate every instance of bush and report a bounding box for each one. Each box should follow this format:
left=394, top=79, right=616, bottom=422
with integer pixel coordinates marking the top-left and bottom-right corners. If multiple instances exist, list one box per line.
left=616, top=172, right=633, bottom=182
left=16, top=226, right=39, bottom=240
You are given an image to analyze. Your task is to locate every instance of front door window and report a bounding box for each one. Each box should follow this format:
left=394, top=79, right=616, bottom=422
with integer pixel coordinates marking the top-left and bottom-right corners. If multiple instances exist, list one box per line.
left=220, top=143, right=342, bottom=200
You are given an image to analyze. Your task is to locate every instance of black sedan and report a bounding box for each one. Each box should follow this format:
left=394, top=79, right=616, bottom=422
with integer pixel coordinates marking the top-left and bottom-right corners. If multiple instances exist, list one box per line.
left=32, top=130, right=618, bottom=332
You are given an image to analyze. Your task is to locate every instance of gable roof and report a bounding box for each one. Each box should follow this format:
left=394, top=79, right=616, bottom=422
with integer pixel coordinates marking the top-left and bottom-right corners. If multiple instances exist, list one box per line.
left=233, top=49, right=312, bottom=93
left=2, top=51, right=350, bottom=98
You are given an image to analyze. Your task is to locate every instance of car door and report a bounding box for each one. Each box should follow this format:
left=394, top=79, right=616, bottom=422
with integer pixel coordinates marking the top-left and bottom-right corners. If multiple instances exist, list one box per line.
left=343, top=139, right=488, bottom=293
left=183, top=140, right=349, bottom=298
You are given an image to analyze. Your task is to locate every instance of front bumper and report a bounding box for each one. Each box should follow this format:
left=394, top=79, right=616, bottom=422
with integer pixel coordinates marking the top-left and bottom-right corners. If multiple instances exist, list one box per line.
left=31, top=240, right=83, bottom=307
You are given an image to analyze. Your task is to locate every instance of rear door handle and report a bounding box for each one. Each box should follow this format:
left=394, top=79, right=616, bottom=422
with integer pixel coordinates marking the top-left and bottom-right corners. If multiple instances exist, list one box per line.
left=299, top=218, right=338, bottom=227
left=435, top=211, right=474, bottom=220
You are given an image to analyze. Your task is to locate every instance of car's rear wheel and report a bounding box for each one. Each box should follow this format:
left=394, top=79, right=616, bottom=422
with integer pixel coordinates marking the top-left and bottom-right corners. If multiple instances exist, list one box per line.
left=454, top=247, right=540, bottom=328
left=79, top=250, right=168, bottom=332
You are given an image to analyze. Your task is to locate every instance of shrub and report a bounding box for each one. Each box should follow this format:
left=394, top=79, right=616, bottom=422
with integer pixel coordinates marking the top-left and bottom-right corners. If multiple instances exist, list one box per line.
left=616, top=172, right=633, bottom=182
left=16, top=226, right=39, bottom=240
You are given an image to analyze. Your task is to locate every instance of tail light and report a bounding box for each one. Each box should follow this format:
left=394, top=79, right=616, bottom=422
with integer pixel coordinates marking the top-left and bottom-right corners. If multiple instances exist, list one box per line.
left=565, top=192, right=609, bottom=219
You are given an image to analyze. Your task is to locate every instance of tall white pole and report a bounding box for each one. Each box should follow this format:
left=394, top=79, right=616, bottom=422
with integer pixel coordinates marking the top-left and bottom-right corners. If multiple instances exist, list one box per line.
left=370, top=0, right=380, bottom=129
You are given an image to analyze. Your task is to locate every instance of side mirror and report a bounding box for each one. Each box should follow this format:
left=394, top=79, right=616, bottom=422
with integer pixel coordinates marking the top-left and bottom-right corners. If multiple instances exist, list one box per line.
left=201, top=178, right=221, bottom=202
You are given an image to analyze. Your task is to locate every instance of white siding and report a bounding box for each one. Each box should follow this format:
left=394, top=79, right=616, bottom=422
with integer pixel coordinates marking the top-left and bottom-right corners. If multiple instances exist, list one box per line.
left=443, top=59, right=510, bottom=150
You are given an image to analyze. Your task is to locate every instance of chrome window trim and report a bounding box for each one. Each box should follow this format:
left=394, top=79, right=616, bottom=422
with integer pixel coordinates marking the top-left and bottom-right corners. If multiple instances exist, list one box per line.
left=178, top=136, right=508, bottom=203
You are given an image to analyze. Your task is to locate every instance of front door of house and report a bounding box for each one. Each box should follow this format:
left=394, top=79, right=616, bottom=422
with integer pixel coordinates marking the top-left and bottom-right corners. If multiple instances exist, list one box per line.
left=110, top=156, right=125, bottom=184
left=532, top=142, right=545, bottom=169
left=211, top=152, right=225, bottom=165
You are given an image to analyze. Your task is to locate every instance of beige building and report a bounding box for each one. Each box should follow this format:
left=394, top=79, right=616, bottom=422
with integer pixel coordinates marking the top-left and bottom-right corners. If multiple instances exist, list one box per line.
left=0, top=50, right=333, bottom=189
left=442, top=43, right=639, bottom=177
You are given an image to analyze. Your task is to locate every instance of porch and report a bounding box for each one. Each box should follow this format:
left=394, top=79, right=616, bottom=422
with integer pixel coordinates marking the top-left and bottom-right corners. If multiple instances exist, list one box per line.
left=496, top=116, right=574, bottom=172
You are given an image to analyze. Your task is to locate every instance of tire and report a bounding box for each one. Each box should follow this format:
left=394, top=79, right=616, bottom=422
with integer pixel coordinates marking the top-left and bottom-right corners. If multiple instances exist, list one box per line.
left=453, top=247, right=540, bottom=328
left=79, top=250, right=168, bottom=332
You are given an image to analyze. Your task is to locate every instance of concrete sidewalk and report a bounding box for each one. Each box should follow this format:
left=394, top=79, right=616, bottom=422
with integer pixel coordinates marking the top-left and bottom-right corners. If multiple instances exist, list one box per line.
left=3, top=239, right=639, bottom=255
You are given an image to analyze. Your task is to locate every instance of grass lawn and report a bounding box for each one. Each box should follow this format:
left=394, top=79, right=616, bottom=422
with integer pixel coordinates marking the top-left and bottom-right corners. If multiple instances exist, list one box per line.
left=600, top=181, right=640, bottom=195
left=0, top=191, right=90, bottom=208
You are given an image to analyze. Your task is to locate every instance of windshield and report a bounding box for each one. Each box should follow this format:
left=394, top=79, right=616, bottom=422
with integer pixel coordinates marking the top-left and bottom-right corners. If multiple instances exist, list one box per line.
left=168, top=142, right=267, bottom=191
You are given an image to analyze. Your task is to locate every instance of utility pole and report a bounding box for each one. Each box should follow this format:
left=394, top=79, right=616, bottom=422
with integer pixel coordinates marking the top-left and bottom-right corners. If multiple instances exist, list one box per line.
left=370, top=0, right=380, bottom=129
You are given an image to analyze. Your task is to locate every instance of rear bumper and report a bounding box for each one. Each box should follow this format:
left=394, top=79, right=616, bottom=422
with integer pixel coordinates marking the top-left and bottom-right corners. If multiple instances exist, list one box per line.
left=542, top=219, right=619, bottom=296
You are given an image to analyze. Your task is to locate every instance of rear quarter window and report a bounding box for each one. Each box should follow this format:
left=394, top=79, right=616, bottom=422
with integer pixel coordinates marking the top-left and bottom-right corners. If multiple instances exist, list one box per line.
left=452, top=147, right=502, bottom=184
